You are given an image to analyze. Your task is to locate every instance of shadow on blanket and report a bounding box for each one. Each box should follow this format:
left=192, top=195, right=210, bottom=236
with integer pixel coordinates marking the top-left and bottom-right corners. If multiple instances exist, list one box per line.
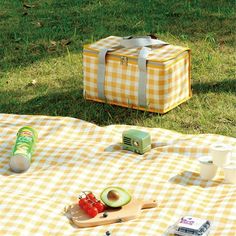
left=169, top=171, right=224, bottom=188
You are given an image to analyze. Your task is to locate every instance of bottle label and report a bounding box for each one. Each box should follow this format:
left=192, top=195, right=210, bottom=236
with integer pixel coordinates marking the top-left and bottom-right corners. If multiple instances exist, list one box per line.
left=12, top=127, right=37, bottom=160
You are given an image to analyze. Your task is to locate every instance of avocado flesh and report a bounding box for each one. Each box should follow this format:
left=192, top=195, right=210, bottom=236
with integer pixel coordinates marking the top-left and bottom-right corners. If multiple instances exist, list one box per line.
left=100, top=186, right=131, bottom=208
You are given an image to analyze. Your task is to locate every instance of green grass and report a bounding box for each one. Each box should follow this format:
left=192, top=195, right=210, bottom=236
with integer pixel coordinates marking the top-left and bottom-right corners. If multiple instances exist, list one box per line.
left=0, top=0, right=235, bottom=137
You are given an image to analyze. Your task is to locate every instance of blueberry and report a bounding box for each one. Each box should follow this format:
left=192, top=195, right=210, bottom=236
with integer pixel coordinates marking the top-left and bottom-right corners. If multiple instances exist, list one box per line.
left=103, top=212, right=108, bottom=218
left=106, top=231, right=111, bottom=236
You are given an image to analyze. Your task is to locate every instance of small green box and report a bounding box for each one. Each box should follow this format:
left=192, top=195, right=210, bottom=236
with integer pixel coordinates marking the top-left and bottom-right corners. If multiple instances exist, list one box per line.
left=122, top=129, right=151, bottom=155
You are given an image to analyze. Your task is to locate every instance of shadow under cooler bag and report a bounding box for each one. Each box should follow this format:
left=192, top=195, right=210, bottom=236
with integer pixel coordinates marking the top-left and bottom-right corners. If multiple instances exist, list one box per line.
left=83, top=36, right=191, bottom=113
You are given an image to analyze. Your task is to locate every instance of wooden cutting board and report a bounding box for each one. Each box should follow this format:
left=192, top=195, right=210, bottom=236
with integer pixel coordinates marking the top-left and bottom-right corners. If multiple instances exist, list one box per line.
left=68, top=199, right=157, bottom=228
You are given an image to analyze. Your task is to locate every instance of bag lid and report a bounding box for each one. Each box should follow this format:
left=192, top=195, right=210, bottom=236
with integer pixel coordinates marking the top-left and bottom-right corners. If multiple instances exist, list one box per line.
left=84, top=36, right=190, bottom=62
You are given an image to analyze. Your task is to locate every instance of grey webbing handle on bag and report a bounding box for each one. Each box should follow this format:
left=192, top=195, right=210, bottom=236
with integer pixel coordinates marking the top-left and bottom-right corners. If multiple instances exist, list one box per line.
left=138, top=47, right=152, bottom=107
left=121, top=36, right=169, bottom=107
left=120, top=36, right=168, bottom=49
left=97, top=36, right=169, bottom=107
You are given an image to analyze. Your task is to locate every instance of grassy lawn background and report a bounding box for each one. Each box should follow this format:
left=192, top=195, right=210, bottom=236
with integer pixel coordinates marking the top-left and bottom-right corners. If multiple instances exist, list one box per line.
left=0, top=0, right=235, bottom=137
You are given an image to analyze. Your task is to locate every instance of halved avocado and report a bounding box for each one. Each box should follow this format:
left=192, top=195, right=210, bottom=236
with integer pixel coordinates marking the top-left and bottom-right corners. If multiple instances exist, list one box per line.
left=100, top=186, right=131, bottom=208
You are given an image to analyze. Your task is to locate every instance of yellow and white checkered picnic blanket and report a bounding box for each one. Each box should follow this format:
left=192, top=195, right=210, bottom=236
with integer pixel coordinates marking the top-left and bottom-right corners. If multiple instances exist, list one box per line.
left=0, top=114, right=235, bottom=235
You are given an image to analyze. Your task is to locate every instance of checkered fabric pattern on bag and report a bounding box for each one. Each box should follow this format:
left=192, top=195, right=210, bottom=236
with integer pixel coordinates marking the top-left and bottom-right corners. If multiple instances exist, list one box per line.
left=0, top=114, right=235, bottom=235
left=83, top=36, right=191, bottom=113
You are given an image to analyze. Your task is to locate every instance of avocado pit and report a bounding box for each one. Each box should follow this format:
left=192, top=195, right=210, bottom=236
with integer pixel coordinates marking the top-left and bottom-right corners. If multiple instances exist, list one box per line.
left=107, top=190, right=120, bottom=201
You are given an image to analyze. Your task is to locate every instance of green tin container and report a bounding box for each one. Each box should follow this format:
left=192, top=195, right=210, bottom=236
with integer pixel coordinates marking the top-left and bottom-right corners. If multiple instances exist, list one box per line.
left=10, top=126, right=38, bottom=173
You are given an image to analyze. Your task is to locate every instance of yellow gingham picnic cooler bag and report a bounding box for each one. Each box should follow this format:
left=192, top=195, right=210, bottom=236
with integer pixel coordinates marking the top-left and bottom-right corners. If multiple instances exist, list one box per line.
left=83, top=36, right=191, bottom=113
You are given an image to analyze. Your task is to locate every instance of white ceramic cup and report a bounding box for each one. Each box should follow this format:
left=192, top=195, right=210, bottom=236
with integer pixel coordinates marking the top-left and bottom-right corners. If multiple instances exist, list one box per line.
left=199, top=156, right=218, bottom=180
left=211, top=144, right=232, bottom=167
left=223, top=161, right=236, bottom=184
